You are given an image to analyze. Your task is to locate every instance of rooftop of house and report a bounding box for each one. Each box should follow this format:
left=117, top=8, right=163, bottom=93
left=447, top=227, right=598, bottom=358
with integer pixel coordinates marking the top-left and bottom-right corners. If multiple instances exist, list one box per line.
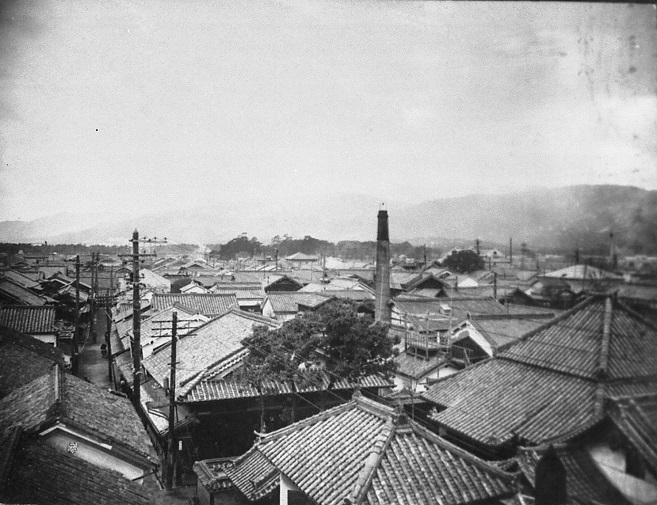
left=0, top=305, right=56, bottom=335
left=181, top=371, right=391, bottom=403
left=0, top=278, right=48, bottom=306
left=0, top=325, right=65, bottom=399
left=0, top=365, right=157, bottom=463
left=151, top=292, right=238, bottom=316
left=142, top=307, right=281, bottom=394
left=0, top=269, right=41, bottom=289
left=606, top=392, right=657, bottom=476
left=0, top=428, right=152, bottom=505
left=543, top=264, right=623, bottom=281
left=223, top=393, right=514, bottom=505
left=516, top=444, right=631, bottom=505
left=394, top=353, right=445, bottom=380
left=422, top=295, right=657, bottom=450
left=267, top=291, right=333, bottom=313
left=463, top=316, right=553, bottom=352
left=285, top=252, right=319, bottom=261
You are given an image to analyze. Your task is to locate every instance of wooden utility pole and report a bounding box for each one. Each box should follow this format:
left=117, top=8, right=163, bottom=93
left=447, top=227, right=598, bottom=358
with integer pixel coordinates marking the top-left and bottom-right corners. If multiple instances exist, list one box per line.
left=166, top=311, right=178, bottom=490
left=131, top=231, right=142, bottom=407
left=509, top=238, right=513, bottom=265
left=119, top=231, right=166, bottom=409
left=90, top=252, right=97, bottom=343
left=105, top=295, right=113, bottom=383
left=74, top=255, right=81, bottom=372
left=493, top=271, right=497, bottom=300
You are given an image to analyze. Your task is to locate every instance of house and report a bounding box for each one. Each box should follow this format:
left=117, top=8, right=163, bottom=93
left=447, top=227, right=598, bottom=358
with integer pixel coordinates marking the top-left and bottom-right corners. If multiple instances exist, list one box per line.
left=211, top=285, right=267, bottom=313
left=263, top=274, right=304, bottom=293
left=142, top=308, right=282, bottom=397
left=150, top=293, right=238, bottom=318
left=0, top=425, right=153, bottom=505
left=450, top=311, right=555, bottom=359
left=513, top=392, right=657, bottom=504
left=0, top=277, right=50, bottom=305
left=0, top=364, right=159, bottom=503
left=284, top=252, right=318, bottom=269
left=0, top=305, right=58, bottom=345
left=542, top=264, right=623, bottom=294
left=180, top=280, right=209, bottom=294
left=209, top=392, right=515, bottom=505
left=421, top=295, right=657, bottom=459
left=392, top=352, right=458, bottom=394
left=118, top=303, right=210, bottom=359
left=141, top=309, right=283, bottom=461
left=482, top=248, right=506, bottom=260
left=265, top=291, right=333, bottom=320
left=0, top=324, right=66, bottom=398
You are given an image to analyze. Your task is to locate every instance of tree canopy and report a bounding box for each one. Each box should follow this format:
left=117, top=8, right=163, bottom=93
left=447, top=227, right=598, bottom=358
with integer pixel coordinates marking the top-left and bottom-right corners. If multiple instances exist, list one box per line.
left=442, top=249, right=485, bottom=273
left=240, top=299, right=399, bottom=390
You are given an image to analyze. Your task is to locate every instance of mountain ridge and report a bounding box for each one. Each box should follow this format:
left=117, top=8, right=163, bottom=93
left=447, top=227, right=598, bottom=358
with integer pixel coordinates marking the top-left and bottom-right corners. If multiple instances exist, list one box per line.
left=1, top=185, right=655, bottom=254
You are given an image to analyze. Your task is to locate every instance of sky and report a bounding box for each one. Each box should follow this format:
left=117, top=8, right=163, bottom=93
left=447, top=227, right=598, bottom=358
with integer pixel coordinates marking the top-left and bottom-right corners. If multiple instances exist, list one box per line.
left=0, top=0, right=655, bottom=222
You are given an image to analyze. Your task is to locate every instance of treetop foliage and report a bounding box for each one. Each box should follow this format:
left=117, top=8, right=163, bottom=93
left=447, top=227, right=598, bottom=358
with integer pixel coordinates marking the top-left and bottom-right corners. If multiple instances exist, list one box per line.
left=240, top=299, right=399, bottom=390
left=442, top=249, right=485, bottom=273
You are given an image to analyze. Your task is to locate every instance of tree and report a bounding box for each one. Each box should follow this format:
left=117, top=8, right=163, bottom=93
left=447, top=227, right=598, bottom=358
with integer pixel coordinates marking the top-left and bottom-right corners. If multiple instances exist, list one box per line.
left=442, top=249, right=485, bottom=273
left=241, top=299, right=399, bottom=389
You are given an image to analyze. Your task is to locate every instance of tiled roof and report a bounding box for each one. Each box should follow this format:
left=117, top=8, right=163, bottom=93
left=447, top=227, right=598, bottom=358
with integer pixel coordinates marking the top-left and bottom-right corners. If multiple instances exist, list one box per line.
left=0, top=305, right=56, bottom=334
left=182, top=373, right=390, bottom=403
left=224, top=447, right=279, bottom=500
left=226, top=394, right=514, bottom=505
left=499, top=296, right=657, bottom=380
left=3, top=436, right=151, bottom=504
left=267, top=291, right=332, bottom=313
left=468, top=317, right=549, bottom=351
left=423, top=360, right=598, bottom=447
left=543, top=264, right=622, bottom=280
left=447, top=297, right=508, bottom=318
left=143, top=308, right=280, bottom=392
left=0, top=325, right=65, bottom=398
left=516, top=445, right=630, bottom=505
left=286, top=252, right=318, bottom=261
left=607, top=392, right=657, bottom=475
left=422, top=296, right=657, bottom=449
left=151, top=293, right=238, bottom=316
left=0, top=269, right=40, bottom=289
left=0, top=365, right=158, bottom=463
left=394, top=353, right=445, bottom=380
left=193, top=457, right=235, bottom=493
left=0, top=278, right=47, bottom=305
left=211, top=287, right=266, bottom=300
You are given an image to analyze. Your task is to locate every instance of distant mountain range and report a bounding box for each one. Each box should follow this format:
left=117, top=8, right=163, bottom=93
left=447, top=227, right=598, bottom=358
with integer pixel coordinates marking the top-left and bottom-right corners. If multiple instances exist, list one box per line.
left=1, top=185, right=655, bottom=254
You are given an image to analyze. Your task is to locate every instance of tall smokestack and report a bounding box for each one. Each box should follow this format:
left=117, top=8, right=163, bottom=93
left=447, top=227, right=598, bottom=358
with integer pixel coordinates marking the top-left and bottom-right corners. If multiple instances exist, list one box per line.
left=375, top=205, right=391, bottom=323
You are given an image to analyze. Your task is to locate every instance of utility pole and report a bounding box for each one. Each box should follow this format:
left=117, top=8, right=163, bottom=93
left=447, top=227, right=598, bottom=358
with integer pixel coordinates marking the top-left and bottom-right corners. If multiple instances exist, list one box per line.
left=132, top=231, right=141, bottom=407
left=493, top=271, right=497, bottom=300
left=105, top=295, right=113, bottom=383
left=119, top=231, right=166, bottom=409
left=166, top=311, right=178, bottom=491
left=90, top=252, right=97, bottom=343
left=509, top=238, right=513, bottom=265
left=475, top=237, right=480, bottom=256
left=74, top=255, right=81, bottom=372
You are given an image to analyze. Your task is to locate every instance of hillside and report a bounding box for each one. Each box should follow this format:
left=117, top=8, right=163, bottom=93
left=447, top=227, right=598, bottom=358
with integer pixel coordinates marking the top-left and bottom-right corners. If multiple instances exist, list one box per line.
left=0, top=185, right=655, bottom=254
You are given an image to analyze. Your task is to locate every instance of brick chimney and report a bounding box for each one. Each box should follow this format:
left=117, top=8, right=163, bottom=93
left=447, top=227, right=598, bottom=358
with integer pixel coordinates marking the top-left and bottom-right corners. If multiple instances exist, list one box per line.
left=375, top=206, right=391, bottom=323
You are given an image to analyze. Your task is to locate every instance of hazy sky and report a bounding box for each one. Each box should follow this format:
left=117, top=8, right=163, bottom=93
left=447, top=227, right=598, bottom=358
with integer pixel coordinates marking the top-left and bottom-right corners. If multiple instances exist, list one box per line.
left=0, top=1, right=655, bottom=221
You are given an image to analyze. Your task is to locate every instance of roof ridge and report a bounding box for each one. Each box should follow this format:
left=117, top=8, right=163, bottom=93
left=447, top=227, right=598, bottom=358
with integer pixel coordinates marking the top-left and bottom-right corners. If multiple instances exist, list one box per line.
left=595, top=297, right=613, bottom=381
left=256, top=401, right=356, bottom=444
left=499, top=295, right=599, bottom=352
left=408, top=419, right=515, bottom=478
left=349, top=416, right=396, bottom=504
